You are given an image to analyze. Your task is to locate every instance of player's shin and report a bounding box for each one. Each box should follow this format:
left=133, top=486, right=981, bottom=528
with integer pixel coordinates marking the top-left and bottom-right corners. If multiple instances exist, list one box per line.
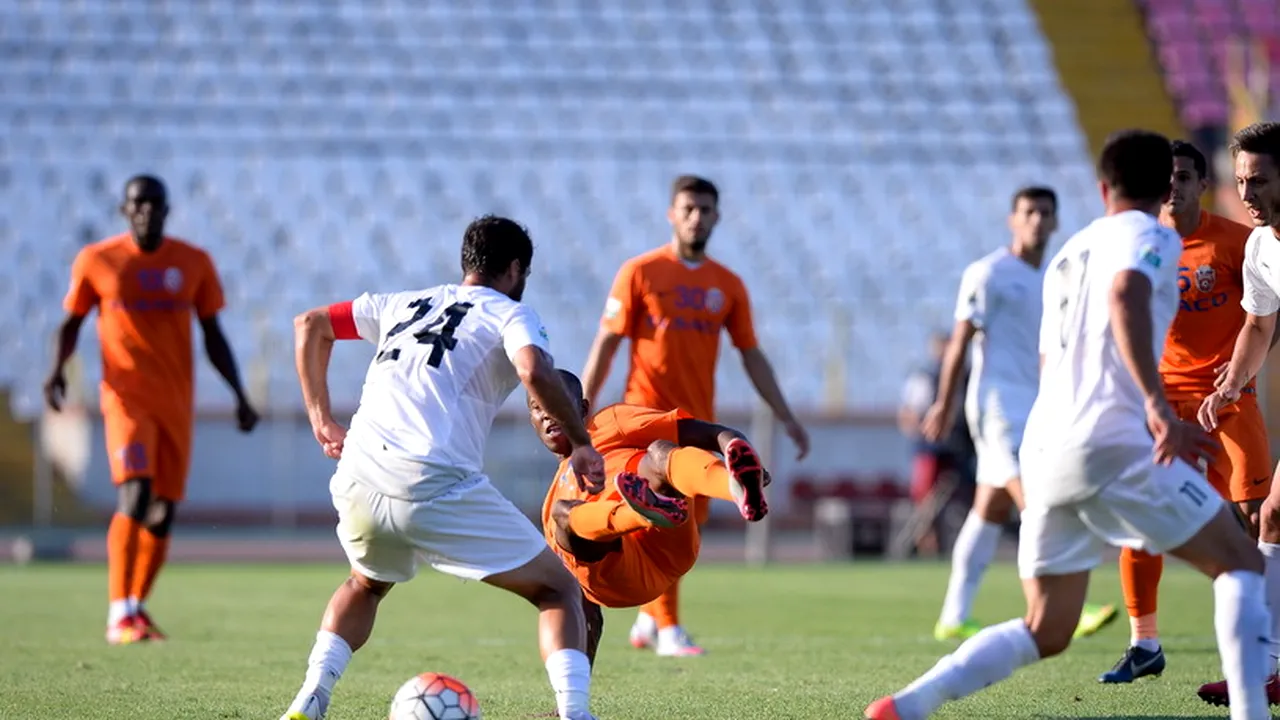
left=567, top=501, right=651, bottom=541
left=1119, top=547, right=1163, bottom=649
left=891, top=619, right=1040, bottom=720
left=665, top=447, right=734, bottom=501
left=106, top=513, right=142, bottom=626
left=1213, top=570, right=1272, bottom=719
left=1259, top=542, right=1280, bottom=666
left=284, top=576, right=385, bottom=717
left=937, top=511, right=1000, bottom=628
left=537, top=589, right=592, bottom=718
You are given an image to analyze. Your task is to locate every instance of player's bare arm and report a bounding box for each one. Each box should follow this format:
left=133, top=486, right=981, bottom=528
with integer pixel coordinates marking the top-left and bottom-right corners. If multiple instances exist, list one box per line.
left=739, top=346, right=810, bottom=459
left=922, top=319, right=977, bottom=442
left=514, top=345, right=606, bottom=492
left=43, top=312, right=88, bottom=412
left=1201, top=311, right=1278, bottom=430
left=1110, top=270, right=1215, bottom=467
left=199, top=315, right=259, bottom=433
left=294, top=305, right=348, bottom=459
left=580, top=327, right=624, bottom=409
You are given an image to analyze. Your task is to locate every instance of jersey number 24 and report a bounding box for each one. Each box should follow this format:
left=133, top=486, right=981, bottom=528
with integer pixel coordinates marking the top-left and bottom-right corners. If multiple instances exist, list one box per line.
left=376, top=298, right=474, bottom=368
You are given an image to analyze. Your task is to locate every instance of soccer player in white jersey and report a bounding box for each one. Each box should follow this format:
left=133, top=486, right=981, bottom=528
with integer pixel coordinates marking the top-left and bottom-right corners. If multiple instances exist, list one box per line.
left=1195, top=121, right=1280, bottom=708
left=866, top=130, right=1271, bottom=720
left=923, top=186, right=1116, bottom=641
left=279, top=216, right=608, bottom=720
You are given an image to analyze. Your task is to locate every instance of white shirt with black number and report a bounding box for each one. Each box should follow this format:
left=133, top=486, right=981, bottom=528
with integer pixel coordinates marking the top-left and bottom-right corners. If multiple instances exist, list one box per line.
left=1241, top=225, right=1280, bottom=317
left=342, top=284, right=551, bottom=481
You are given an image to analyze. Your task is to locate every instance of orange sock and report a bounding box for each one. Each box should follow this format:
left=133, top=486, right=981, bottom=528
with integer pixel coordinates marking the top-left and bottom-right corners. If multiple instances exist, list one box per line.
left=1119, top=546, right=1163, bottom=641
left=132, top=528, right=170, bottom=603
left=665, top=447, right=732, bottom=502
left=643, top=580, right=680, bottom=629
left=567, top=501, right=652, bottom=541
left=107, top=513, right=142, bottom=608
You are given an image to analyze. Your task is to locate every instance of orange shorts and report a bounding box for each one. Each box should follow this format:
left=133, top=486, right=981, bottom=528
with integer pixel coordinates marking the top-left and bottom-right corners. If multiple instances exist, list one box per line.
left=1173, top=391, right=1272, bottom=503
left=564, top=534, right=688, bottom=608
left=102, top=402, right=192, bottom=502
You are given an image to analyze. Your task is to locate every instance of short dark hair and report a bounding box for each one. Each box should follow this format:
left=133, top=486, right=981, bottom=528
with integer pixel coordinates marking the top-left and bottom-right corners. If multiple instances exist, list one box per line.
left=460, top=215, right=533, bottom=279
left=671, top=175, right=719, bottom=204
left=1097, top=129, right=1173, bottom=203
left=1011, top=186, right=1057, bottom=213
left=1230, top=122, right=1280, bottom=163
left=556, top=369, right=584, bottom=400
left=1171, top=140, right=1208, bottom=179
left=124, top=174, right=167, bottom=199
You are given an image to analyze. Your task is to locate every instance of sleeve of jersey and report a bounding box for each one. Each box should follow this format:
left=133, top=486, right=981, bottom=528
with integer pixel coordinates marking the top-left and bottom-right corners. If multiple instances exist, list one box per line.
left=1242, top=241, right=1280, bottom=316
left=725, top=279, right=759, bottom=351
left=329, top=292, right=383, bottom=342
left=953, top=264, right=986, bottom=328
left=601, top=262, right=637, bottom=337
left=503, top=306, right=553, bottom=363
left=63, top=249, right=99, bottom=315
left=1120, top=229, right=1170, bottom=284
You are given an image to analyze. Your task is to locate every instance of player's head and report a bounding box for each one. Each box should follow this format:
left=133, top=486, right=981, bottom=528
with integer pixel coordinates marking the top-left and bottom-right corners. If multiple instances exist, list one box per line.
left=120, top=175, right=168, bottom=247
left=460, top=215, right=534, bottom=301
left=1230, top=121, right=1280, bottom=228
left=1096, top=129, right=1173, bottom=213
left=667, top=175, right=720, bottom=255
left=528, top=369, right=588, bottom=455
left=1007, top=186, right=1058, bottom=251
left=1166, top=140, right=1210, bottom=217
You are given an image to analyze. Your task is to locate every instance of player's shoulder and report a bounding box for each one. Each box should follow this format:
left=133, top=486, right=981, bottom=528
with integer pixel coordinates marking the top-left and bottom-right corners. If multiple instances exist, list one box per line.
left=621, top=246, right=672, bottom=272
left=167, top=237, right=218, bottom=267
left=76, top=233, right=130, bottom=260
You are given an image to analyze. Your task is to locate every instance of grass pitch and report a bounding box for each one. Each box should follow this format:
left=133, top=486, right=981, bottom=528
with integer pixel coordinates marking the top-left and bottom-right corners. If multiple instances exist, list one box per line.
left=0, top=560, right=1241, bottom=719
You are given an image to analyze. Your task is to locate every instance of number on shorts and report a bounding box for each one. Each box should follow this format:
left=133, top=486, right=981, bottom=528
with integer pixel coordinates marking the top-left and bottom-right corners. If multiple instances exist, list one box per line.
left=1178, top=480, right=1210, bottom=507
left=1054, top=250, right=1090, bottom=349
left=376, top=298, right=474, bottom=368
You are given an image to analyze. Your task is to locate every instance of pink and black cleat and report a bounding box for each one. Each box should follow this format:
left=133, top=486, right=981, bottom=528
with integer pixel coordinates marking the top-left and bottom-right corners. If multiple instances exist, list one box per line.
left=1196, top=673, right=1280, bottom=707
left=616, top=472, right=689, bottom=529
left=135, top=609, right=167, bottom=641
left=724, top=438, right=769, bottom=521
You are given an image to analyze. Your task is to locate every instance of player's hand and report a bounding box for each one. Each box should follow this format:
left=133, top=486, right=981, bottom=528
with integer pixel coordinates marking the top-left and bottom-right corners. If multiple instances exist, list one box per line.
left=920, top=402, right=953, bottom=443
left=1197, top=387, right=1241, bottom=432
left=784, top=419, right=810, bottom=460
left=568, top=444, right=606, bottom=495
left=1148, top=401, right=1217, bottom=467
left=42, top=371, right=66, bottom=412
left=1213, top=363, right=1231, bottom=389
left=312, top=418, right=348, bottom=459
left=235, top=398, right=260, bottom=433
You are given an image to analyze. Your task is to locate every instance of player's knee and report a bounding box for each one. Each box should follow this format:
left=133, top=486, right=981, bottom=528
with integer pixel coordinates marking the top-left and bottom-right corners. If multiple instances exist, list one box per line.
left=643, top=440, right=679, bottom=495
left=347, top=572, right=394, bottom=598
left=116, top=478, right=152, bottom=522
left=973, top=486, right=1012, bottom=523
left=1025, top=616, right=1073, bottom=658
left=144, top=499, right=176, bottom=537
left=532, top=562, right=584, bottom=610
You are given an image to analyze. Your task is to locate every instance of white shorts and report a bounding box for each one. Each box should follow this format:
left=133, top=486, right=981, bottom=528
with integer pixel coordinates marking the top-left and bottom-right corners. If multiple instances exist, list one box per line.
left=971, top=412, right=1024, bottom=488
left=330, top=470, right=547, bottom=584
left=1017, top=457, right=1223, bottom=578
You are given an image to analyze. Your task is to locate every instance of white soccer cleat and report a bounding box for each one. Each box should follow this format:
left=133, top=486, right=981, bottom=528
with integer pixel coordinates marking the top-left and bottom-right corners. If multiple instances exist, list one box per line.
left=628, top=620, right=656, bottom=650
left=655, top=626, right=706, bottom=657
left=280, top=691, right=327, bottom=720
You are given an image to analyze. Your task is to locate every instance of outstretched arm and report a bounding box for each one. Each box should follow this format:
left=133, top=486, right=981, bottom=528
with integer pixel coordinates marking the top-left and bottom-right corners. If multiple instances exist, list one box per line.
left=740, top=346, right=809, bottom=458
left=44, top=313, right=87, bottom=411
left=200, top=316, right=258, bottom=432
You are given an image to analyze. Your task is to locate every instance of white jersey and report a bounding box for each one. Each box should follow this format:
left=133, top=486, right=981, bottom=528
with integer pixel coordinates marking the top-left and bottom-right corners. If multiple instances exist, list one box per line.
left=341, top=284, right=551, bottom=489
left=1241, top=225, right=1280, bottom=317
left=953, top=246, right=1043, bottom=426
left=1022, top=211, right=1182, bottom=495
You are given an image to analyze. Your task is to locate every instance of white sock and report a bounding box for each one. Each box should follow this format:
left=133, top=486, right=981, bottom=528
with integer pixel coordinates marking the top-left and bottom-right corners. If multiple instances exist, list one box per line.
left=632, top=611, right=656, bottom=635
left=545, top=648, right=591, bottom=719
left=128, top=596, right=141, bottom=615
left=1213, top=570, right=1271, bottom=720
left=938, top=512, right=1001, bottom=627
left=1258, top=542, right=1280, bottom=666
left=893, top=618, right=1040, bottom=720
left=107, top=599, right=131, bottom=625
left=1133, top=638, right=1161, bottom=652
left=287, top=630, right=353, bottom=712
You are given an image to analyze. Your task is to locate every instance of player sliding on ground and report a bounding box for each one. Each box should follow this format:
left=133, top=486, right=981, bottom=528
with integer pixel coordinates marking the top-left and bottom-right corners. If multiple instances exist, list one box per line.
left=530, top=369, right=769, bottom=663
left=279, top=216, right=605, bottom=720
left=865, top=130, right=1272, bottom=720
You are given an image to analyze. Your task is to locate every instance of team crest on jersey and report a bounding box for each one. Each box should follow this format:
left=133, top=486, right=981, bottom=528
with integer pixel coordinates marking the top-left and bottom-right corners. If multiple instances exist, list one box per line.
left=1139, top=245, right=1161, bottom=269
left=705, top=287, right=724, bottom=313
left=1195, top=264, right=1216, bottom=292
left=539, top=326, right=550, bottom=342
left=603, top=296, right=622, bottom=320
left=163, top=267, right=183, bottom=294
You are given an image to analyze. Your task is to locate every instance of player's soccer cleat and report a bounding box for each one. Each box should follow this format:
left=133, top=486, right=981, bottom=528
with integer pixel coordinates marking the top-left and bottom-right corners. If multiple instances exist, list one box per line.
left=1097, top=645, right=1165, bottom=683
left=629, top=621, right=655, bottom=650
left=134, top=609, right=167, bottom=641
left=863, top=696, right=903, bottom=720
left=724, top=438, right=768, bottom=521
left=279, top=691, right=328, bottom=720
left=105, top=616, right=144, bottom=645
left=655, top=626, right=706, bottom=656
left=615, top=472, right=688, bottom=529
left=1195, top=672, right=1280, bottom=707
left=933, top=619, right=982, bottom=641
left=1073, top=602, right=1118, bottom=639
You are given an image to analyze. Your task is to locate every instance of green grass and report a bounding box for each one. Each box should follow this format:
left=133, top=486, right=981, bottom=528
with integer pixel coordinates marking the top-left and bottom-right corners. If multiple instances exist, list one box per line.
left=0, top=560, right=1242, bottom=719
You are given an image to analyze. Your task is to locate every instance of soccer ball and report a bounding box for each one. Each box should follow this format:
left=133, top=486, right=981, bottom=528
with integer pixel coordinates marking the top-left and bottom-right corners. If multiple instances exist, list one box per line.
left=389, top=672, right=481, bottom=720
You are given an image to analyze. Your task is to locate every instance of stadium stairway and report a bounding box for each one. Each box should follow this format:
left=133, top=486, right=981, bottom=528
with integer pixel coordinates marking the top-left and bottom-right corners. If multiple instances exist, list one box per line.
left=1029, top=0, right=1184, bottom=154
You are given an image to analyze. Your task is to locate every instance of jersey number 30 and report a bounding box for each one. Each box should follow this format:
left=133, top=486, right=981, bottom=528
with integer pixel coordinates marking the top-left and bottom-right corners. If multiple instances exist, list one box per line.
left=376, top=298, right=474, bottom=368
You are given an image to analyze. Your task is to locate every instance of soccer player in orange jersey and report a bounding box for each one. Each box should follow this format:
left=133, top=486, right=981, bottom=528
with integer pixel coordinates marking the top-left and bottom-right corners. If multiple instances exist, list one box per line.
left=43, top=175, right=259, bottom=645
left=581, top=174, right=810, bottom=656
left=1097, top=141, right=1273, bottom=685
left=531, top=370, right=769, bottom=664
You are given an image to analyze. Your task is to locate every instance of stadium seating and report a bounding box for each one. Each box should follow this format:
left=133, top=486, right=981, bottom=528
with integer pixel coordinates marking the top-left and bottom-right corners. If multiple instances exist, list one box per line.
left=0, top=0, right=1101, bottom=418
left=1138, top=0, right=1280, bottom=129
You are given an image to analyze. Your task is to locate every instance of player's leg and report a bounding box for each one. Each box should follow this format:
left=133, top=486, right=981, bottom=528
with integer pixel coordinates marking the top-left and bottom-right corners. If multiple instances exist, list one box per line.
left=934, top=464, right=1015, bottom=641
left=867, top=502, right=1097, bottom=720
left=102, top=409, right=159, bottom=644
left=642, top=439, right=768, bottom=521
left=129, top=422, right=190, bottom=640
left=1101, top=546, right=1165, bottom=682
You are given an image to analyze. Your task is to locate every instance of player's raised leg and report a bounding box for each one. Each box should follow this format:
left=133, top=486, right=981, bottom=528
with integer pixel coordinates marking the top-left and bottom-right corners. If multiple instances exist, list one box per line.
left=642, top=439, right=768, bottom=521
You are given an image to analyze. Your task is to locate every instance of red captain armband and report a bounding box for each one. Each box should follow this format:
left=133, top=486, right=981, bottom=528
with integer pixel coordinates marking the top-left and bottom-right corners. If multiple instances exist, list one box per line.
left=327, top=301, right=360, bottom=340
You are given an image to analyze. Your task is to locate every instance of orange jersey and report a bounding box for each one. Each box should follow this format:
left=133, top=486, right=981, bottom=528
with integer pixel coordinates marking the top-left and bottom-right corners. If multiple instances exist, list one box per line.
left=541, top=404, right=699, bottom=607
left=64, top=234, right=225, bottom=421
left=1160, top=212, right=1253, bottom=398
left=602, top=245, right=757, bottom=420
